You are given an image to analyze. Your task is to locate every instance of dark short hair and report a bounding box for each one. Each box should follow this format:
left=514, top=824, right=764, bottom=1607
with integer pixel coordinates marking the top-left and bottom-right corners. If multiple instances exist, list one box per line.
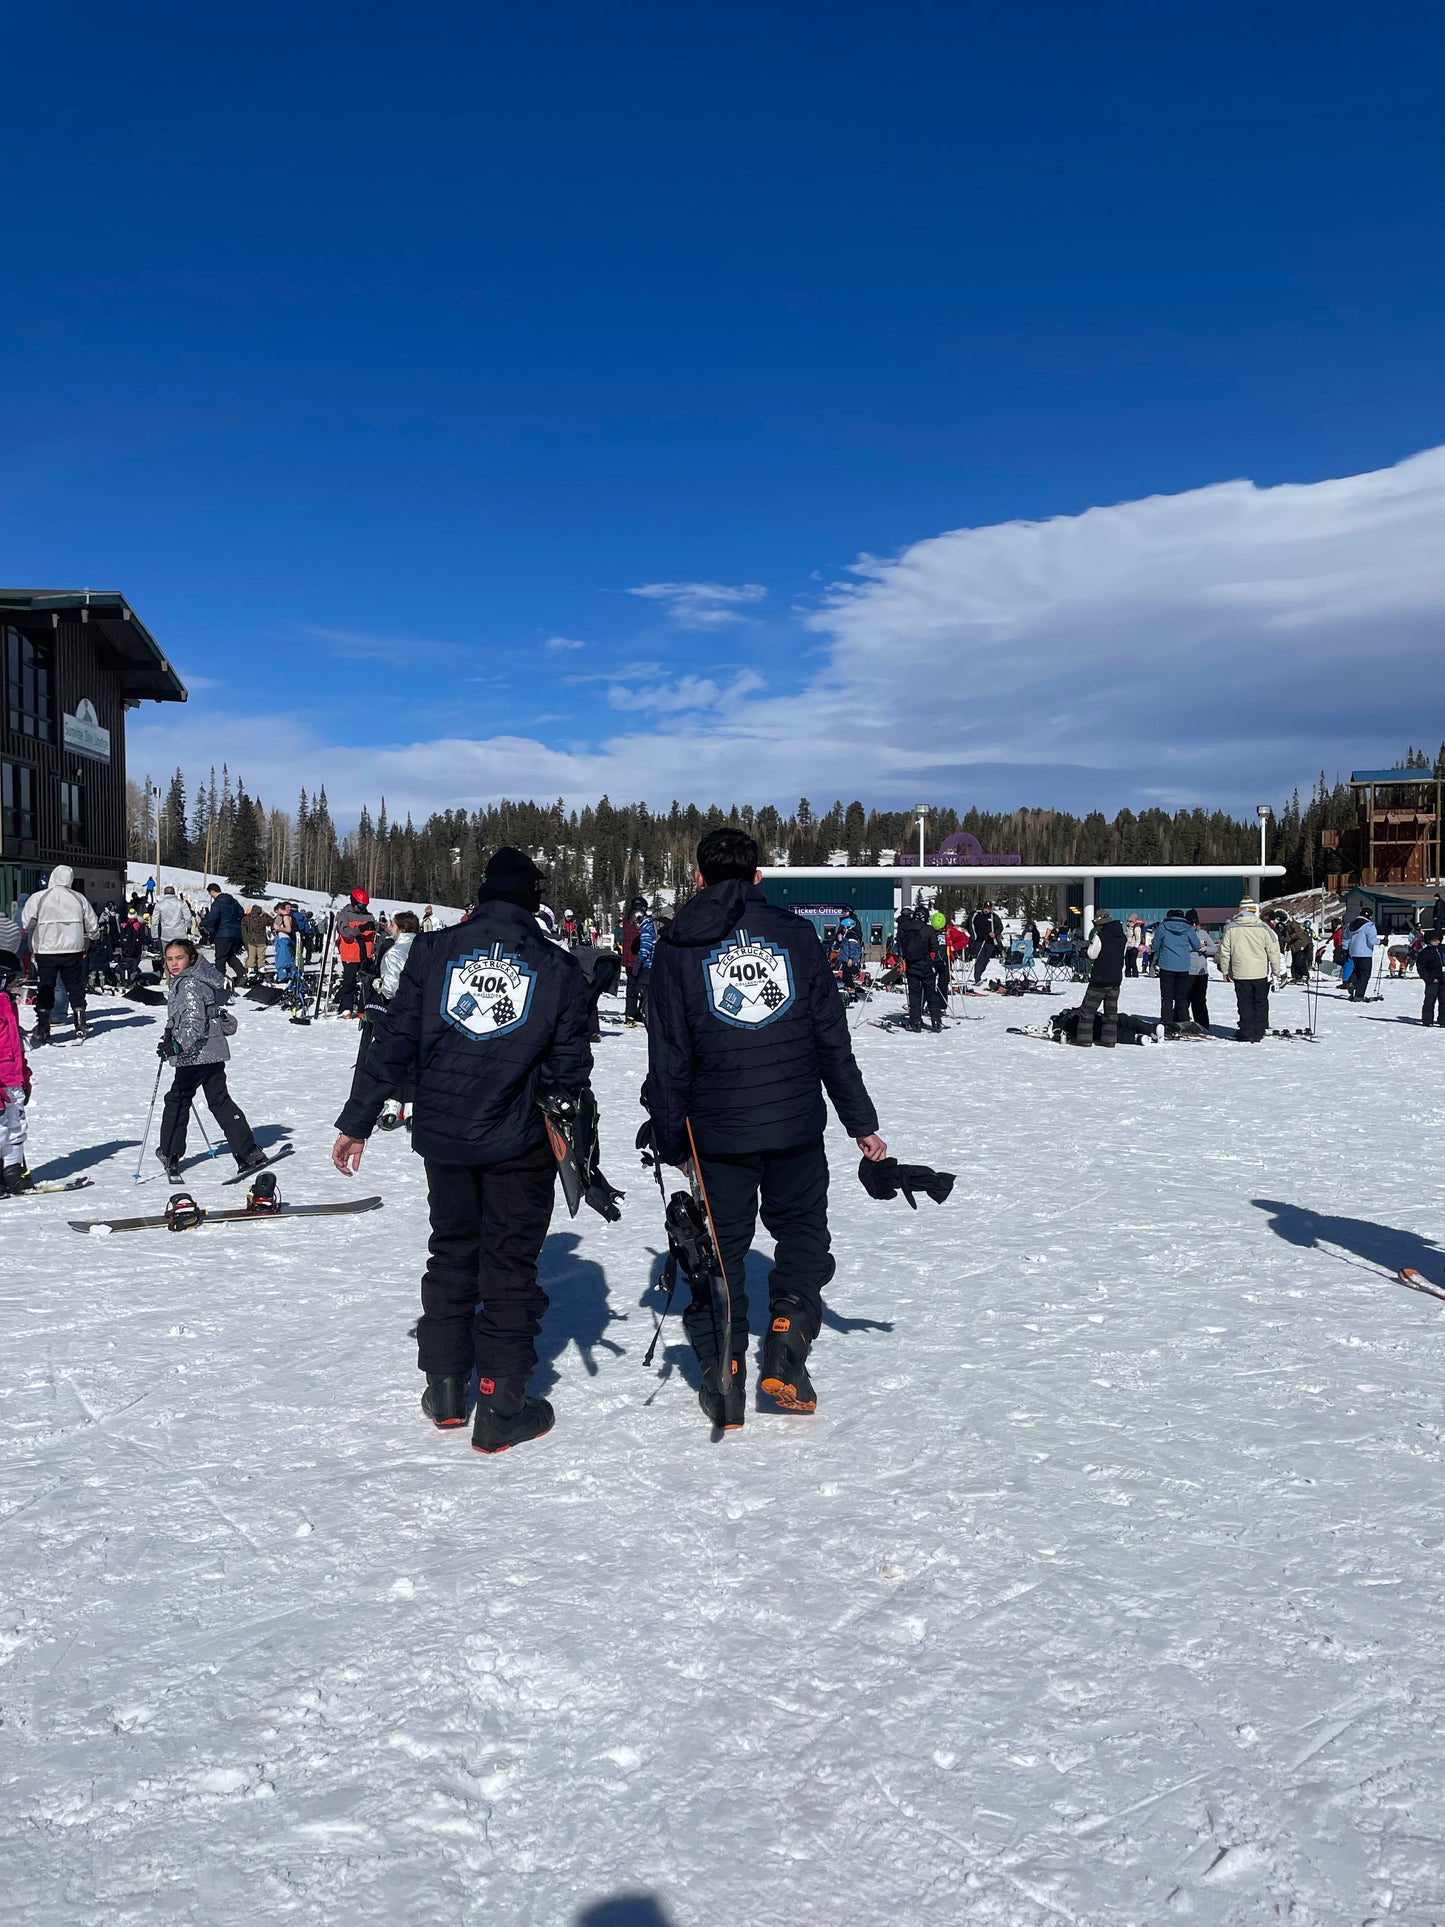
left=207, top=883, right=220, bottom=894
left=393, top=910, right=421, bottom=933
left=697, top=828, right=760, bottom=886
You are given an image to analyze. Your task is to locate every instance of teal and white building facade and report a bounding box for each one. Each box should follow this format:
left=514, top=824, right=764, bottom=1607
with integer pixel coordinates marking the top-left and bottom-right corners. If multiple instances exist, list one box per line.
left=759, top=863, right=1287, bottom=944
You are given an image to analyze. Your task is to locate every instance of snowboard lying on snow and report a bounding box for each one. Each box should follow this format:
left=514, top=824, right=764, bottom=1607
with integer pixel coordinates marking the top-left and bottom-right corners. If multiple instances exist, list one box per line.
left=70, top=1192, right=381, bottom=1234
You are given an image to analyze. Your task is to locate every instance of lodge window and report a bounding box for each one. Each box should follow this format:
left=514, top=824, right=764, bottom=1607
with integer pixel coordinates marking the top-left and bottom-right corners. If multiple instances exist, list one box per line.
left=2, top=760, right=37, bottom=854
left=60, top=779, right=86, bottom=848
left=5, top=627, right=54, bottom=743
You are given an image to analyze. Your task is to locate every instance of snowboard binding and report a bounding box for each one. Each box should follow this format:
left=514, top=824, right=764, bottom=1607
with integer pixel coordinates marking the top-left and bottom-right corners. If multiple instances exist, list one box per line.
left=246, top=1170, right=281, bottom=1215
left=164, top=1191, right=204, bottom=1232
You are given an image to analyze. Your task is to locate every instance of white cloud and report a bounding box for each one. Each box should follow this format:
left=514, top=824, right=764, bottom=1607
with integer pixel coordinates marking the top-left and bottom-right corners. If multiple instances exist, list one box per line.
left=128, top=448, right=1445, bottom=820
left=605, top=670, right=765, bottom=714
left=544, top=635, right=588, bottom=652
left=628, top=581, right=767, bottom=628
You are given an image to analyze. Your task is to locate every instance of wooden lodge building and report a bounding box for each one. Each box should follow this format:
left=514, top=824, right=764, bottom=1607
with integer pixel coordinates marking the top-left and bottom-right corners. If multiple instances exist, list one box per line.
left=1, top=590, right=188, bottom=915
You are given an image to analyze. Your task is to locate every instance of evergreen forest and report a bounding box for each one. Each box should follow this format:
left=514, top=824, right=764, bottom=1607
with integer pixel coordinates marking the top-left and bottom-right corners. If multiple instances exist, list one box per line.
left=126, top=748, right=1445, bottom=915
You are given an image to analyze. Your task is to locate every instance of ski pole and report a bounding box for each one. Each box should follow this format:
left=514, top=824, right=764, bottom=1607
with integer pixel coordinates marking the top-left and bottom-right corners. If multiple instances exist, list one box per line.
left=133, top=1061, right=165, bottom=1181
left=312, top=908, right=337, bottom=1021
left=190, top=1099, right=220, bottom=1160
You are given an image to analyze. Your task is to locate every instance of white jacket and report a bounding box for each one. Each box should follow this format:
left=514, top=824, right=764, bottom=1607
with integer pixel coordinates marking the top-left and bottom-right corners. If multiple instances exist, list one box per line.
left=21, top=865, right=98, bottom=956
left=378, top=932, right=416, bottom=1000
left=152, top=894, right=194, bottom=947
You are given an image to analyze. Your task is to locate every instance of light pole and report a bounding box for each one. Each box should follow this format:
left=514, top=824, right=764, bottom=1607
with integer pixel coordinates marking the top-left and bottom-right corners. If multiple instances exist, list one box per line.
left=915, top=804, right=929, bottom=869
left=1256, top=803, right=1272, bottom=871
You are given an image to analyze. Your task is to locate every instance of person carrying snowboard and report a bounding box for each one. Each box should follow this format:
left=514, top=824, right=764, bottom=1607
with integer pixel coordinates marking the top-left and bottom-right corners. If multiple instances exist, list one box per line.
left=331, top=848, right=595, bottom=1455
left=155, top=939, right=268, bottom=1180
left=645, top=828, right=887, bottom=1428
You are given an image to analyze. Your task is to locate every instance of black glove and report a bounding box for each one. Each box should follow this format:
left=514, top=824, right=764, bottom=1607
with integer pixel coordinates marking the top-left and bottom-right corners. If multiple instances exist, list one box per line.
left=156, top=1033, right=179, bottom=1060
left=858, top=1156, right=956, bottom=1209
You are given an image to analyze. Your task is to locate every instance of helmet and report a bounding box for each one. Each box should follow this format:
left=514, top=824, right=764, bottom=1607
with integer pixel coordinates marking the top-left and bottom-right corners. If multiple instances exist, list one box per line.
left=630, top=897, right=648, bottom=916
left=351, top=889, right=370, bottom=907
left=930, top=911, right=946, bottom=929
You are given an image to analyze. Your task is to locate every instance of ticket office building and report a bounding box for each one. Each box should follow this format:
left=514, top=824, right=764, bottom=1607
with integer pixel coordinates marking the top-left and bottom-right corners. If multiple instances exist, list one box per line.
left=0, top=591, right=188, bottom=916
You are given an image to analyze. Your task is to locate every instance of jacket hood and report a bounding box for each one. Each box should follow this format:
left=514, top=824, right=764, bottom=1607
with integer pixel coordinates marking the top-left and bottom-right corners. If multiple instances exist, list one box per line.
left=659, top=879, right=752, bottom=949
left=48, top=865, right=74, bottom=890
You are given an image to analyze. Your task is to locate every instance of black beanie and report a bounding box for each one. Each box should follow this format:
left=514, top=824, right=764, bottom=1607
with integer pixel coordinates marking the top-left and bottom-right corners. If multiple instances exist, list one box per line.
left=477, top=846, right=547, bottom=912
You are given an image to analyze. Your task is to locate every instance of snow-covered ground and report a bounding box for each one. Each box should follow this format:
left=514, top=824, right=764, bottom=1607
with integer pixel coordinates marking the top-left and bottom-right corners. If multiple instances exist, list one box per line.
left=5, top=970, right=1445, bottom=1926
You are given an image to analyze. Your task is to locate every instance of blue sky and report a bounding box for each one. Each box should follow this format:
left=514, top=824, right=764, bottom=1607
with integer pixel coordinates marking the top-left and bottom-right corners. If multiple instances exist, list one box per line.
left=4, top=1, right=1444, bottom=821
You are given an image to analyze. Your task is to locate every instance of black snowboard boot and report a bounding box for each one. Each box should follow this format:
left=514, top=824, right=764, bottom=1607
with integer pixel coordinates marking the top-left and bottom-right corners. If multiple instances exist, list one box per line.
left=29, top=1018, right=50, bottom=1047
left=698, top=1353, right=746, bottom=1431
left=759, top=1305, right=817, bottom=1414
left=3, top=1163, right=31, bottom=1197
left=155, top=1151, right=183, bottom=1181
left=235, top=1147, right=269, bottom=1174
left=472, top=1377, right=555, bottom=1455
left=421, top=1374, right=470, bottom=1430
left=74, top=1010, right=88, bottom=1041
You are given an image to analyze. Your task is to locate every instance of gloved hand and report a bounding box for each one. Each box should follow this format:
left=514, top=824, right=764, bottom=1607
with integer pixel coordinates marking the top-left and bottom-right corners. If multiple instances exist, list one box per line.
left=857, top=1156, right=956, bottom=1209
left=156, top=1032, right=180, bottom=1061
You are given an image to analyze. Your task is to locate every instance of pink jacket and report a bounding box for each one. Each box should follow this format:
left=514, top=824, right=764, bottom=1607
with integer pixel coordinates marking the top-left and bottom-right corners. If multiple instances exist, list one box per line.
left=0, top=994, right=26, bottom=1090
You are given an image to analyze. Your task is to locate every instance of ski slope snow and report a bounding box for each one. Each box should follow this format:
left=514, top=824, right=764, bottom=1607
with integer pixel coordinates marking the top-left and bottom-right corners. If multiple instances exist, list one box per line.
left=4, top=972, right=1445, bottom=1925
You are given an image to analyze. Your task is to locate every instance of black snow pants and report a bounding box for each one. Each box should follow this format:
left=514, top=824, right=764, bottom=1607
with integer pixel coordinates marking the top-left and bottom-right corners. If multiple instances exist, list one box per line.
left=972, top=939, right=997, bottom=983
left=1071, top=979, right=1119, bottom=1047
left=624, top=965, right=650, bottom=1023
left=1233, top=977, right=1270, bottom=1041
left=1348, top=957, right=1373, bottom=1002
left=158, top=1063, right=258, bottom=1162
left=419, top=1141, right=557, bottom=1383
left=1158, top=969, right=1192, bottom=1030
left=34, top=953, right=87, bottom=1022
left=1187, top=972, right=1210, bottom=1029
left=213, top=937, right=246, bottom=988
left=688, top=1137, right=835, bottom=1368
left=906, top=967, right=944, bottom=1029
left=1423, top=982, right=1442, bottom=1027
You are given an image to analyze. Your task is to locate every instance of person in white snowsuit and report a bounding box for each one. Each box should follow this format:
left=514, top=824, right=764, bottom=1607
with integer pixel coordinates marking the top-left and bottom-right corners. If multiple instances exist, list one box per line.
left=21, top=864, right=98, bottom=1044
left=151, top=886, right=193, bottom=952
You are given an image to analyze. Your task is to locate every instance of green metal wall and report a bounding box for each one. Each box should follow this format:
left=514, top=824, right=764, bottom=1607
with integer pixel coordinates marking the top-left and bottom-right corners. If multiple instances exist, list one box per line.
left=761, top=875, right=896, bottom=938
left=1096, top=875, right=1247, bottom=922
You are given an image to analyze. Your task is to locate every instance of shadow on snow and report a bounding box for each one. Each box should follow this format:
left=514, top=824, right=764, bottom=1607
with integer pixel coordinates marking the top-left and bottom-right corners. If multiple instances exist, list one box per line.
left=1253, top=1198, right=1443, bottom=1279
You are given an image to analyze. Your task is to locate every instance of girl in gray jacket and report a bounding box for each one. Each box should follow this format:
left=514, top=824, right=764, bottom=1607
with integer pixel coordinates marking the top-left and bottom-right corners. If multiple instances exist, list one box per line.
left=155, top=940, right=266, bottom=1180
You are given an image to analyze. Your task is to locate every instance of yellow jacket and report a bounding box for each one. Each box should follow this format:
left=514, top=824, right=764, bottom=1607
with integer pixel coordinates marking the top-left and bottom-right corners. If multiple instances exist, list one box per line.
left=1217, top=913, right=1281, bottom=981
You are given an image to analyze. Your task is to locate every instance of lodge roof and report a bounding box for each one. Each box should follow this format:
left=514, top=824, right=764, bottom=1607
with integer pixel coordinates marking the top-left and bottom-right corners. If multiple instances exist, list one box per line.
left=0, top=589, right=188, bottom=705
left=1350, top=768, right=1439, bottom=786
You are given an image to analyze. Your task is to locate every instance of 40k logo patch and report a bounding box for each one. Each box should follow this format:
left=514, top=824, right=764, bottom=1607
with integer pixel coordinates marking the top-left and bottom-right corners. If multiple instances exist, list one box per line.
left=703, top=928, right=795, bottom=1030
left=441, top=943, right=537, bottom=1041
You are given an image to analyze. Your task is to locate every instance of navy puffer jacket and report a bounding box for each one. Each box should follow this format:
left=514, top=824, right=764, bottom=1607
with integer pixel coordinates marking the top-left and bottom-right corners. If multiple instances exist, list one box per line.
left=336, top=900, right=593, bottom=1165
left=646, top=882, right=878, bottom=1163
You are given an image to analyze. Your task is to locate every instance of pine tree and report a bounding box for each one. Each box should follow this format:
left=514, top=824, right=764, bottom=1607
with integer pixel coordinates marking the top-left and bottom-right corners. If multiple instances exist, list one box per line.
left=160, top=768, right=190, bottom=866
left=229, top=782, right=267, bottom=894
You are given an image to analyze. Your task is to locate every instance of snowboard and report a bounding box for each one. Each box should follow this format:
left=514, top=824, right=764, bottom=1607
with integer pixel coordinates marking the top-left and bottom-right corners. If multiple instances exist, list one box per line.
left=221, top=1144, right=295, bottom=1185
left=69, top=1195, right=382, bottom=1234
